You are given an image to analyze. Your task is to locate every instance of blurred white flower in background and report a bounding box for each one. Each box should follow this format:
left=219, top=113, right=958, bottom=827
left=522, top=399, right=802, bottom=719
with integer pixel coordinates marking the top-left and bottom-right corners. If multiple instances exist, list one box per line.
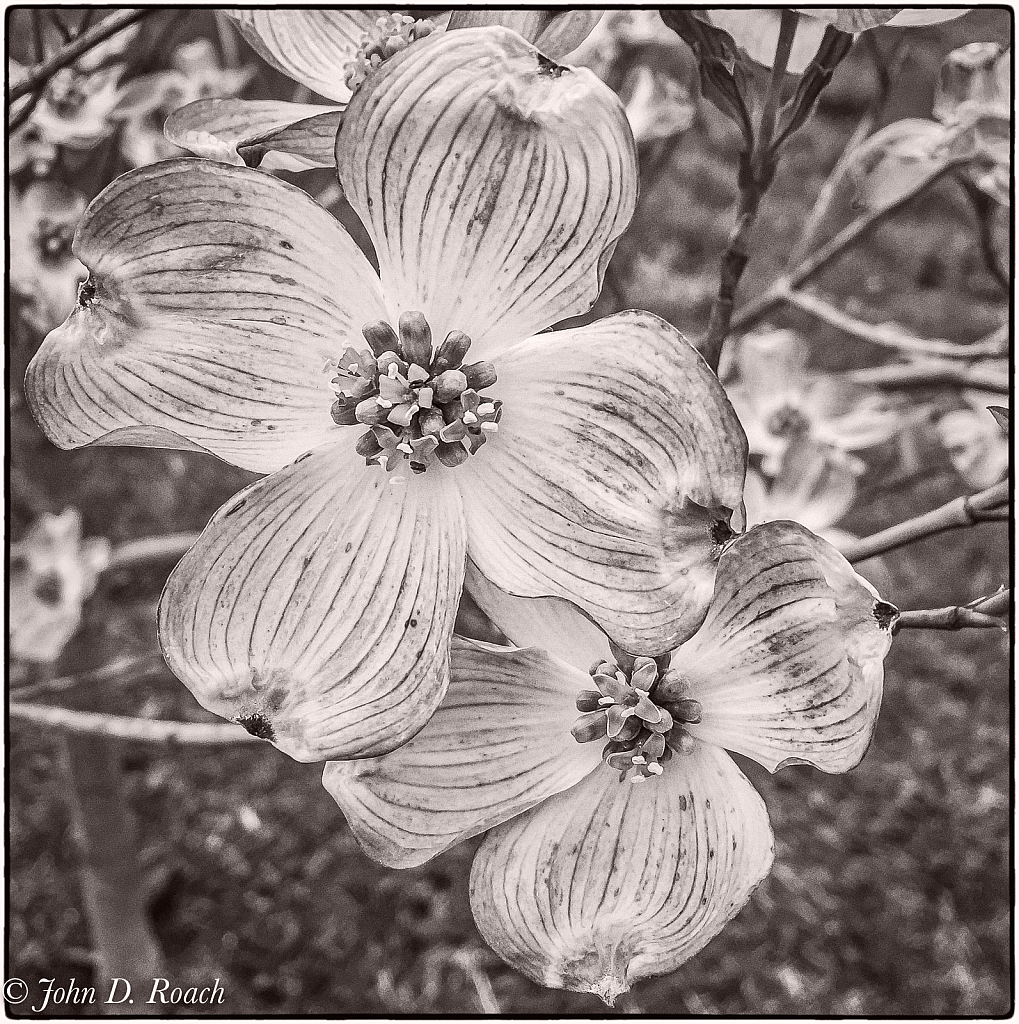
left=937, top=375, right=1010, bottom=489
left=10, top=180, right=88, bottom=334
left=9, top=509, right=111, bottom=665
left=118, top=38, right=254, bottom=167
left=724, top=327, right=905, bottom=476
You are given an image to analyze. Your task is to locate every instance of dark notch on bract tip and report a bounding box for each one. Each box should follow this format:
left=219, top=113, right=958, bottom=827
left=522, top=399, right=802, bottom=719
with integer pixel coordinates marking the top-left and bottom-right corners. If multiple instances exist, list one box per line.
left=535, top=52, right=568, bottom=78
left=873, top=601, right=899, bottom=631
left=76, top=276, right=96, bottom=309
left=236, top=712, right=275, bottom=742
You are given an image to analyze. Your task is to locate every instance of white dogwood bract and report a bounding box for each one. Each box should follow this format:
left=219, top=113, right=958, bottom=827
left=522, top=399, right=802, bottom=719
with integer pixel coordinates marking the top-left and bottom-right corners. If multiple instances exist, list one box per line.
left=324, top=521, right=897, bottom=1002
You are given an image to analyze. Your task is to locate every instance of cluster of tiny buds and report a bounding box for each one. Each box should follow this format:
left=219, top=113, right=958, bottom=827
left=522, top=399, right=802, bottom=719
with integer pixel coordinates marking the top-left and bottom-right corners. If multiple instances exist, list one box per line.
left=325, top=310, right=501, bottom=481
left=343, top=14, right=435, bottom=92
left=34, top=219, right=75, bottom=264
left=571, top=646, right=703, bottom=784
left=46, top=68, right=89, bottom=118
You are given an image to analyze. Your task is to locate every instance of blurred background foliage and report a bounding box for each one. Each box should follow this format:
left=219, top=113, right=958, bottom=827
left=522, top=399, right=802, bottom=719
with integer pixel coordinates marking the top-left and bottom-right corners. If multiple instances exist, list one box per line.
left=7, top=7, right=1011, bottom=1015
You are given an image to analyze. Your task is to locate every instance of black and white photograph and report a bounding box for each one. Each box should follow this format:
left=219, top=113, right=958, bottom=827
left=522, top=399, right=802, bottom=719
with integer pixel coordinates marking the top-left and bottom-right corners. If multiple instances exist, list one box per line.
left=6, top=5, right=1013, bottom=1017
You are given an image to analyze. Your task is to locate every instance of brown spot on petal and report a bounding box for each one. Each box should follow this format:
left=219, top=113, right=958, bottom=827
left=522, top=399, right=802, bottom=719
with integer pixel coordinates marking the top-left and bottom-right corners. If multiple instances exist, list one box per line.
left=873, top=601, right=899, bottom=631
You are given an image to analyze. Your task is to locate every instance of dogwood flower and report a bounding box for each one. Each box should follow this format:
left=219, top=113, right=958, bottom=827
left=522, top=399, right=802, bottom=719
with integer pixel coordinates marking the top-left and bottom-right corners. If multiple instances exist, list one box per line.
left=937, top=382, right=1010, bottom=489
left=10, top=181, right=87, bottom=333
left=167, top=8, right=603, bottom=169
left=27, top=28, right=747, bottom=762
left=325, top=520, right=897, bottom=1002
left=724, top=328, right=905, bottom=475
left=10, top=509, right=111, bottom=665
left=695, top=8, right=970, bottom=73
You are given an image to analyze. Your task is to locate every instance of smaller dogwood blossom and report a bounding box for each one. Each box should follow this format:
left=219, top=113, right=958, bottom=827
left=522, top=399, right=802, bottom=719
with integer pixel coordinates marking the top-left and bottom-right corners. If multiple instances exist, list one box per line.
left=937, top=382, right=1010, bottom=490
left=10, top=509, right=111, bottom=665
left=10, top=181, right=87, bottom=333
left=724, top=327, right=906, bottom=475
left=325, top=521, right=897, bottom=1002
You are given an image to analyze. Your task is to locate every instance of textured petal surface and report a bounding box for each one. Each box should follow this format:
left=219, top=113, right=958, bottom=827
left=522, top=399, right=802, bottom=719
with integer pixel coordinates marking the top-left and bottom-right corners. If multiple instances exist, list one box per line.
left=470, top=744, right=774, bottom=1004
left=337, top=26, right=637, bottom=360
left=25, top=160, right=387, bottom=474
left=447, top=9, right=604, bottom=60
left=323, top=638, right=601, bottom=867
left=700, top=9, right=828, bottom=73
left=165, top=98, right=343, bottom=169
left=158, top=446, right=466, bottom=762
left=225, top=9, right=375, bottom=102
left=670, top=521, right=896, bottom=773
left=461, top=311, right=748, bottom=656
left=465, top=561, right=609, bottom=673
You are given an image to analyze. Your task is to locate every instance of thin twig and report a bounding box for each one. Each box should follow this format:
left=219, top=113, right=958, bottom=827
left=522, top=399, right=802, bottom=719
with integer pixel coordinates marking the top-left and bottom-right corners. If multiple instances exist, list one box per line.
left=106, top=532, right=198, bottom=573
left=954, top=170, right=1009, bottom=291
left=841, top=480, right=1009, bottom=564
left=847, top=359, right=1010, bottom=393
left=895, top=589, right=1010, bottom=632
left=9, top=9, right=152, bottom=103
left=780, top=288, right=1010, bottom=359
left=731, top=160, right=966, bottom=335
left=10, top=654, right=166, bottom=701
left=10, top=703, right=262, bottom=745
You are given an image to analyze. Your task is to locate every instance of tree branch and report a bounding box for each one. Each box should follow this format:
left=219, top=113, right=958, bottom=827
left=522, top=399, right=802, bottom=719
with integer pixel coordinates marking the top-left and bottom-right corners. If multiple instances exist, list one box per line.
left=105, top=531, right=199, bottom=573
left=699, top=11, right=798, bottom=373
left=730, top=160, right=966, bottom=335
left=9, top=9, right=152, bottom=103
left=846, top=359, right=1010, bottom=392
left=10, top=703, right=262, bottom=745
left=841, top=480, right=1009, bottom=563
left=895, top=589, right=1010, bottom=633
left=780, top=288, right=1010, bottom=359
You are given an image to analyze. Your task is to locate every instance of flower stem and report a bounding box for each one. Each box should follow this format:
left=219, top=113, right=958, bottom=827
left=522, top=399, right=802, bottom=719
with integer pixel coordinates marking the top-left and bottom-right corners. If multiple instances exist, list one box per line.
left=895, top=589, right=1010, bottom=633
left=841, top=479, right=1009, bottom=564
left=9, top=9, right=154, bottom=103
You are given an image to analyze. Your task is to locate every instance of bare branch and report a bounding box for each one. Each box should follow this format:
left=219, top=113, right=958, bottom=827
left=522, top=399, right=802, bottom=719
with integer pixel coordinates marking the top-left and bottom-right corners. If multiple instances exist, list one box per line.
left=10, top=654, right=166, bottom=701
left=9, top=702, right=262, bottom=745
left=731, top=160, right=966, bottom=335
left=106, top=532, right=199, bottom=573
left=778, top=288, right=1008, bottom=359
left=847, top=359, right=1010, bottom=393
left=895, top=589, right=1010, bottom=633
left=841, top=480, right=1009, bottom=563
left=9, top=9, right=153, bottom=104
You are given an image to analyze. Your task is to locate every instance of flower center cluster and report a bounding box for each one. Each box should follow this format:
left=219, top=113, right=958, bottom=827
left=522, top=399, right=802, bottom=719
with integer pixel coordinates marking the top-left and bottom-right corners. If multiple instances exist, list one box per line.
left=46, top=69, right=89, bottom=119
left=343, top=14, right=435, bottom=93
left=571, top=649, right=702, bottom=784
left=326, top=311, right=501, bottom=476
left=34, top=218, right=75, bottom=265
left=766, top=403, right=811, bottom=439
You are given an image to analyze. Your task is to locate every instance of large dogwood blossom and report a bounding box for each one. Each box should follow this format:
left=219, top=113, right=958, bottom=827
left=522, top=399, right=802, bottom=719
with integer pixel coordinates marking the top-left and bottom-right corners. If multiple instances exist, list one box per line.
left=325, top=521, right=897, bottom=1002
left=167, top=8, right=602, bottom=169
left=26, top=28, right=748, bottom=763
